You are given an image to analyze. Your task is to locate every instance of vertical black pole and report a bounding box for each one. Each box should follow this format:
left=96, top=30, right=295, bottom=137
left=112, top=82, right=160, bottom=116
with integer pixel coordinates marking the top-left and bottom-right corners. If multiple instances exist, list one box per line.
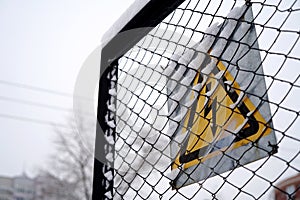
left=92, top=58, right=116, bottom=199
left=92, top=1, right=186, bottom=199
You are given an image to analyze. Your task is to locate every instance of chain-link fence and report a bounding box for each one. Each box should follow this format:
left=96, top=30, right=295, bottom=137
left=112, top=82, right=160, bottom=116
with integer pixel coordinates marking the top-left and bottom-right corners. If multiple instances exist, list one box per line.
left=94, top=0, right=300, bottom=199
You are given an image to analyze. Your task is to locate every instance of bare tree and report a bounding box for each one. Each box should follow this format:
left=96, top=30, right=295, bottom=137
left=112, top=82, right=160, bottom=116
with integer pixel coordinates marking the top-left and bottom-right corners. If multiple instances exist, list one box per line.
left=35, top=171, right=78, bottom=200
left=40, top=112, right=95, bottom=200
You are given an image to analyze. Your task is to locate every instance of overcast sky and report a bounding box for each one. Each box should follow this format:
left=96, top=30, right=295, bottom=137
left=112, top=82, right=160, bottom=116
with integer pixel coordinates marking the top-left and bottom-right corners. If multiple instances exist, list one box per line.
left=0, top=0, right=134, bottom=177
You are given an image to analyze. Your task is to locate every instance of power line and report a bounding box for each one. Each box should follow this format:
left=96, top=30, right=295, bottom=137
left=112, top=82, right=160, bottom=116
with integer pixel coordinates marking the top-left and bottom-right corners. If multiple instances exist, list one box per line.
left=0, top=94, right=94, bottom=116
left=0, top=79, right=94, bottom=101
left=0, top=113, right=71, bottom=129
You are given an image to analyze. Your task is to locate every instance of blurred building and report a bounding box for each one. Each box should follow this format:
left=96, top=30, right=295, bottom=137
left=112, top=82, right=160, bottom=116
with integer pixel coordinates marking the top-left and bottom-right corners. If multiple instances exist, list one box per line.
left=0, top=176, right=13, bottom=200
left=0, top=173, right=34, bottom=200
left=0, top=173, right=74, bottom=200
left=13, top=174, right=35, bottom=200
left=275, top=173, right=300, bottom=200
left=34, top=174, right=75, bottom=200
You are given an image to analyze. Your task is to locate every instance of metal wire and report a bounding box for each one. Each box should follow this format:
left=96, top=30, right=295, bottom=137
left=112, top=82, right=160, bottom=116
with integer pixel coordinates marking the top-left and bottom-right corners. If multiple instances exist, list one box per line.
left=111, top=0, right=300, bottom=199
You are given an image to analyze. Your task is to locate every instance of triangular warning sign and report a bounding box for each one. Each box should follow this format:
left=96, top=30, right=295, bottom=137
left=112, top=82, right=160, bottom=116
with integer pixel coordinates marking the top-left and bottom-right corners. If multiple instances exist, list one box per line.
left=169, top=4, right=277, bottom=189
left=172, top=58, right=272, bottom=170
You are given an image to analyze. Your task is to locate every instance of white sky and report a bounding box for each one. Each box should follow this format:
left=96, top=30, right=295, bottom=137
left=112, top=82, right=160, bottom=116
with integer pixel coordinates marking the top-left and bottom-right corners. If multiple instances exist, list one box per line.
left=0, top=0, right=134, bottom=177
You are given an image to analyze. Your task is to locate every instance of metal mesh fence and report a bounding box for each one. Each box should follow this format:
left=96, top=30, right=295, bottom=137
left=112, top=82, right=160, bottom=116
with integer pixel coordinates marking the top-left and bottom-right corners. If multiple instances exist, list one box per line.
left=103, top=0, right=300, bottom=199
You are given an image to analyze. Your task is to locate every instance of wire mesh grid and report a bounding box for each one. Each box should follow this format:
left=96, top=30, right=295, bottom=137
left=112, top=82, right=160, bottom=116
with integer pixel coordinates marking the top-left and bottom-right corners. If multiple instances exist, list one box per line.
left=109, top=0, right=300, bottom=199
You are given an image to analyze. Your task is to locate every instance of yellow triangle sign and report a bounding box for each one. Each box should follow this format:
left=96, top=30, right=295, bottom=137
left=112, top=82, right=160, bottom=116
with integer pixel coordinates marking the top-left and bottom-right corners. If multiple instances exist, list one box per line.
left=172, top=59, right=272, bottom=170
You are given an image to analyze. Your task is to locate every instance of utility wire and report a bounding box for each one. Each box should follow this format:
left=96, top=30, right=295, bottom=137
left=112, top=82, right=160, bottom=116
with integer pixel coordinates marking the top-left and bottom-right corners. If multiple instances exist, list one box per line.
left=0, top=113, right=71, bottom=129
left=0, top=94, right=94, bottom=116
left=0, top=79, right=94, bottom=101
